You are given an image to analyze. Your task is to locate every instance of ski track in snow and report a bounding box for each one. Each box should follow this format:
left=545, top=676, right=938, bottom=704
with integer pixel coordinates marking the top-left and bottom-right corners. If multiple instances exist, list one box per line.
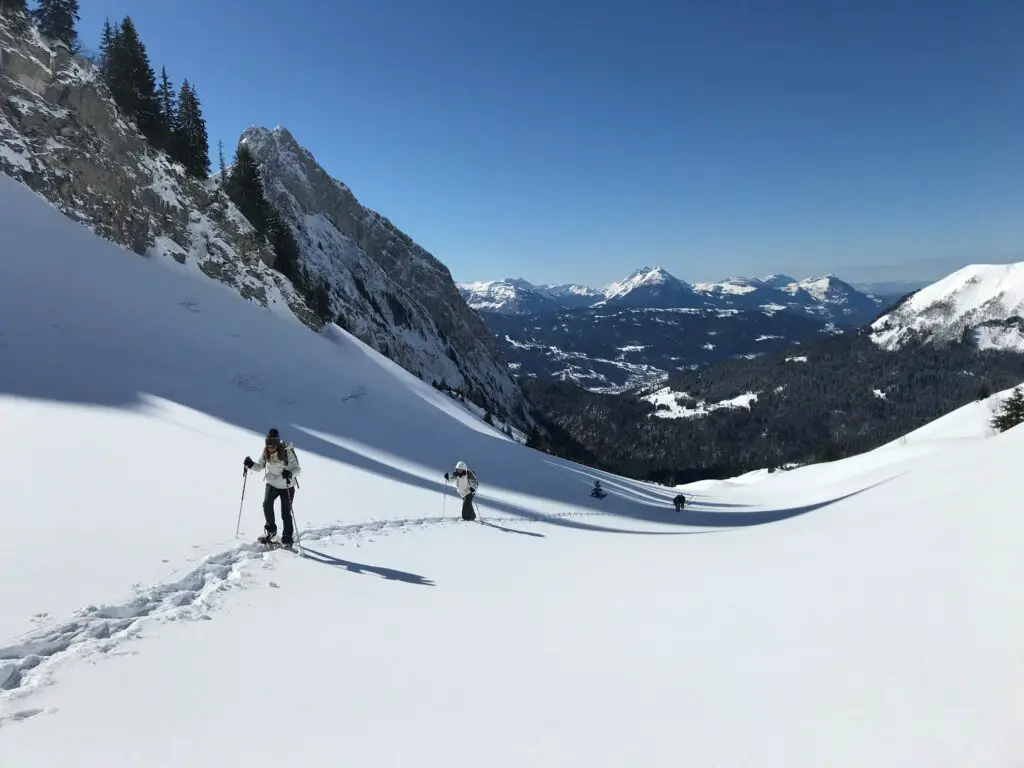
left=0, top=508, right=612, bottom=708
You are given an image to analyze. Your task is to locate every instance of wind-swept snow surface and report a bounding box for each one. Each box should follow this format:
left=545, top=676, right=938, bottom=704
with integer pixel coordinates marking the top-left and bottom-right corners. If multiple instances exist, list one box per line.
left=1, top=173, right=1023, bottom=766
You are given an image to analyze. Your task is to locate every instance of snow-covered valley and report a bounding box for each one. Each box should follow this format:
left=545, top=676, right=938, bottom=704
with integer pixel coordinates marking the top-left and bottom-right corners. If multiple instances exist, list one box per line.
left=1, top=174, right=1022, bottom=766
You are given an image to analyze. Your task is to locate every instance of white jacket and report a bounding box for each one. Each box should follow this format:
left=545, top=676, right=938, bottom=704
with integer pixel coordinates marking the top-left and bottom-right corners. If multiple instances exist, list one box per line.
left=253, top=443, right=301, bottom=490
left=452, top=468, right=479, bottom=499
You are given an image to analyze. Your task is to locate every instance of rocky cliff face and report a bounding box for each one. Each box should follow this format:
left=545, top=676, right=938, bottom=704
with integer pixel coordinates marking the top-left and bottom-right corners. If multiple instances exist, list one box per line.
left=0, top=15, right=319, bottom=326
left=240, top=126, right=524, bottom=420
left=0, top=15, right=524, bottom=422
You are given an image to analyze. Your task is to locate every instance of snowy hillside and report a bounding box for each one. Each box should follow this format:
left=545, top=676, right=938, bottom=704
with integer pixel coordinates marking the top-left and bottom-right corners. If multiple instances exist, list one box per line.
left=871, top=262, right=1024, bottom=352
left=1, top=175, right=1022, bottom=766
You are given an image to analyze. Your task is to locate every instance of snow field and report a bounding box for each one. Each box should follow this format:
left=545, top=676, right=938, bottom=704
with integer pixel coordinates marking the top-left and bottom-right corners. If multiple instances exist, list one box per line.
left=0, top=172, right=1022, bottom=765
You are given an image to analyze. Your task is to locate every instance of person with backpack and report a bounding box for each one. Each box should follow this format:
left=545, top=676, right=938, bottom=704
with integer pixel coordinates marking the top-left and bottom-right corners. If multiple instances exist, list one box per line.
left=243, top=428, right=301, bottom=546
left=444, top=461, right=479, bottom=521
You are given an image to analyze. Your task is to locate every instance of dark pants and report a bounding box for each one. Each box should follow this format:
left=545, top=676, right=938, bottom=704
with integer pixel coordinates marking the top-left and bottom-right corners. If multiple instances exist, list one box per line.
left=264, top=484, right=295, bottom=539
left=461, top=492, right=476, bottom=521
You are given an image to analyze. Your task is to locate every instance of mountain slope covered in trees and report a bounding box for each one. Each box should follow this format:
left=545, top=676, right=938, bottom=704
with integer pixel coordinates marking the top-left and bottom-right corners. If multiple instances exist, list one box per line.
left=524, top=331, right=1024, bottom=483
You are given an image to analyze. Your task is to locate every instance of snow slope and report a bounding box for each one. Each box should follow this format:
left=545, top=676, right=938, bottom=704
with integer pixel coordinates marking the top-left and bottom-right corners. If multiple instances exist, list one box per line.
left=871, top=262, right=1024, bottom=351
left=1, top=174, right=1023, bottom=766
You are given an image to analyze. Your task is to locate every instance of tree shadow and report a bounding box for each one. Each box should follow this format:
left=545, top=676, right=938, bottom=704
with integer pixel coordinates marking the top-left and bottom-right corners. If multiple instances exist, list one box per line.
left=299, top=546, right=435, bottom=587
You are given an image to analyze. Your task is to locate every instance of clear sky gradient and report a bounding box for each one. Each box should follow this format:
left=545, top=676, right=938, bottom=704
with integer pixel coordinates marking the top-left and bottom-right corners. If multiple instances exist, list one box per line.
left=77, top=0, right=1023, bottom=287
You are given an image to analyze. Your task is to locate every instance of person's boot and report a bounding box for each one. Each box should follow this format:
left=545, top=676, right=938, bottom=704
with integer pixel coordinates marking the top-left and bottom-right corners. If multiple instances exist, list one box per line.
left=258, top=526, right=278, bottom=545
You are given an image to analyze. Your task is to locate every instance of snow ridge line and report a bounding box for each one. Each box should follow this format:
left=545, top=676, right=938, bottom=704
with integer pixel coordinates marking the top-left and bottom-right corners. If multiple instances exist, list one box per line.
left=0, top=507, right=609, bottom=701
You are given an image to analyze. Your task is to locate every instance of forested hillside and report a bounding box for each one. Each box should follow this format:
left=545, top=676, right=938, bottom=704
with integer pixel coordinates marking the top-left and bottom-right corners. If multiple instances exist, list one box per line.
left=524, top=332, right=1024, bottom=484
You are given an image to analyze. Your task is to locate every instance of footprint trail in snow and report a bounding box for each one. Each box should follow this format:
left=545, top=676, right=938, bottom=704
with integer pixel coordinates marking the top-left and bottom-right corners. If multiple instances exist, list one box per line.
left=0, top=508, right=610, bottom=705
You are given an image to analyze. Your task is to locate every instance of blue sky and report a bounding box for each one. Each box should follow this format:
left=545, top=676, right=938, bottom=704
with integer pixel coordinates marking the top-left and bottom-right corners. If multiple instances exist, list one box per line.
left=77, top=0, right=1022, bottom=287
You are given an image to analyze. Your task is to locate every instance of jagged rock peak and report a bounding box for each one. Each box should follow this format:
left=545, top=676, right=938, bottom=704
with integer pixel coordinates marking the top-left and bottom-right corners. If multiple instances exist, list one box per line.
left=238, top=125, right=525, bottom=422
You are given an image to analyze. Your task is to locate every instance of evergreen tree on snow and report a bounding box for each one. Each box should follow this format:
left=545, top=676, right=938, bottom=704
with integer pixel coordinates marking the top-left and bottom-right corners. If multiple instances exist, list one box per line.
left=31, top=0, right=79, bottom=49
left=992, top=387, right=1024, bottom=433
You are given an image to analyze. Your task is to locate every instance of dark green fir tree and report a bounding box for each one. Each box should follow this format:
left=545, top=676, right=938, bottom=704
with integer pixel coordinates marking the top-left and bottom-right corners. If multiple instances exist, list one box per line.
left=32, top=0, right=79, bottom=49
left=173, top=79, right=210, bottom=177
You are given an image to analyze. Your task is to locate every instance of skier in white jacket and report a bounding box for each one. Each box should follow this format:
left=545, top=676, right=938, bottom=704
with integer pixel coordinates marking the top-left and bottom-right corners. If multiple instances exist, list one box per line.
left=243, top=428, right=301, bottom=545
left=445, top=460, right=479, bottom=521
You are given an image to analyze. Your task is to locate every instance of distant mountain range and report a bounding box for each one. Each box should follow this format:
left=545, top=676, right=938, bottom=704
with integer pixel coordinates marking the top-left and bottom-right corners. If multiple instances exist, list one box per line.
left=459, top=266, right=893, bottom=391
left=518, top=260, right=1024, bottom=483
left=459, top=266, right=886, bottom=324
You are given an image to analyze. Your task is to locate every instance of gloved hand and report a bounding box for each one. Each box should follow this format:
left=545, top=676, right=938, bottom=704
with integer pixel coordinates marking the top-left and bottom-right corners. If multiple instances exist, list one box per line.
left=282, top=469, right=292, bottom=480
left=444, top=472, right=449, bottom=481
left=243, top=456, right=254, bottom=469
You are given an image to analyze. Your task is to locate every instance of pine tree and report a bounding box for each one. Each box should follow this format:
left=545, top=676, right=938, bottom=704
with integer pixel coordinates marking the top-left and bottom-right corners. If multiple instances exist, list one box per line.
left=217, top=140, right=227, bottom=186
left=992, top=387, right=1024, bottom=433
left=98, top=17, right=113, bottom=71
left=156, top=66, right=176, bottom=149
left=32, top=0, right=80, bottom=50
left=173, top=80, right=210, bottom=177
left=103, top=17, right=162, bottom=143
left=225, top=144, right=275, bottom=234
left=224, top=144, right=304, bottom=284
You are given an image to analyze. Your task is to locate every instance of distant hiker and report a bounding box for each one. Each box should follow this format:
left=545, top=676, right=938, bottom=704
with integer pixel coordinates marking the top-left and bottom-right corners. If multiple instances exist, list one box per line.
left=444, top=461, right=479, bottom=521
left=243, top=428, right=301, bottom=546
left=591, top=480, right=606, bottom=499
left=673, top=494, right=686, bottom=513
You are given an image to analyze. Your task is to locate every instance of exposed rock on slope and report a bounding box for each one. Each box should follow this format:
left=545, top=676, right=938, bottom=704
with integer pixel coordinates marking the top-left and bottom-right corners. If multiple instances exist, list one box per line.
left=240, top=126, right=523, bottom=419
left=0, top=14, right=319, bottom=326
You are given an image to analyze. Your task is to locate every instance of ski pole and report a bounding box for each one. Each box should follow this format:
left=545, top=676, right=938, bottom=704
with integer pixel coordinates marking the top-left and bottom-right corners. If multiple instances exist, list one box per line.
left=287, top=479, right=303, bottom=553
left=235, top=468, right=248, bottom=537
left=442, top=477, right=448, bottom=517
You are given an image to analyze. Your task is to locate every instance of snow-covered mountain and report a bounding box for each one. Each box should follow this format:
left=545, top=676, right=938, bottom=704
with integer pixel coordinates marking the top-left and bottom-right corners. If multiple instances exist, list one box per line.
left=596, top=265, right=701, bottom=309
left=1, top=173, right=1021, bottom=766
left=239, top=126, right=523, bottom=421
left=0, top=13, right=522, bottom=425
left=870, top=262, right=1024, bottom=352
left=461, top=266, right=884, bottom=325
left=456, top=278, right=565, bottom=315
left=461, top=267, right=890, bottom=390
left=456, top=278, right=601, bottom=314
left=538, top=281, right=605, bottom=308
